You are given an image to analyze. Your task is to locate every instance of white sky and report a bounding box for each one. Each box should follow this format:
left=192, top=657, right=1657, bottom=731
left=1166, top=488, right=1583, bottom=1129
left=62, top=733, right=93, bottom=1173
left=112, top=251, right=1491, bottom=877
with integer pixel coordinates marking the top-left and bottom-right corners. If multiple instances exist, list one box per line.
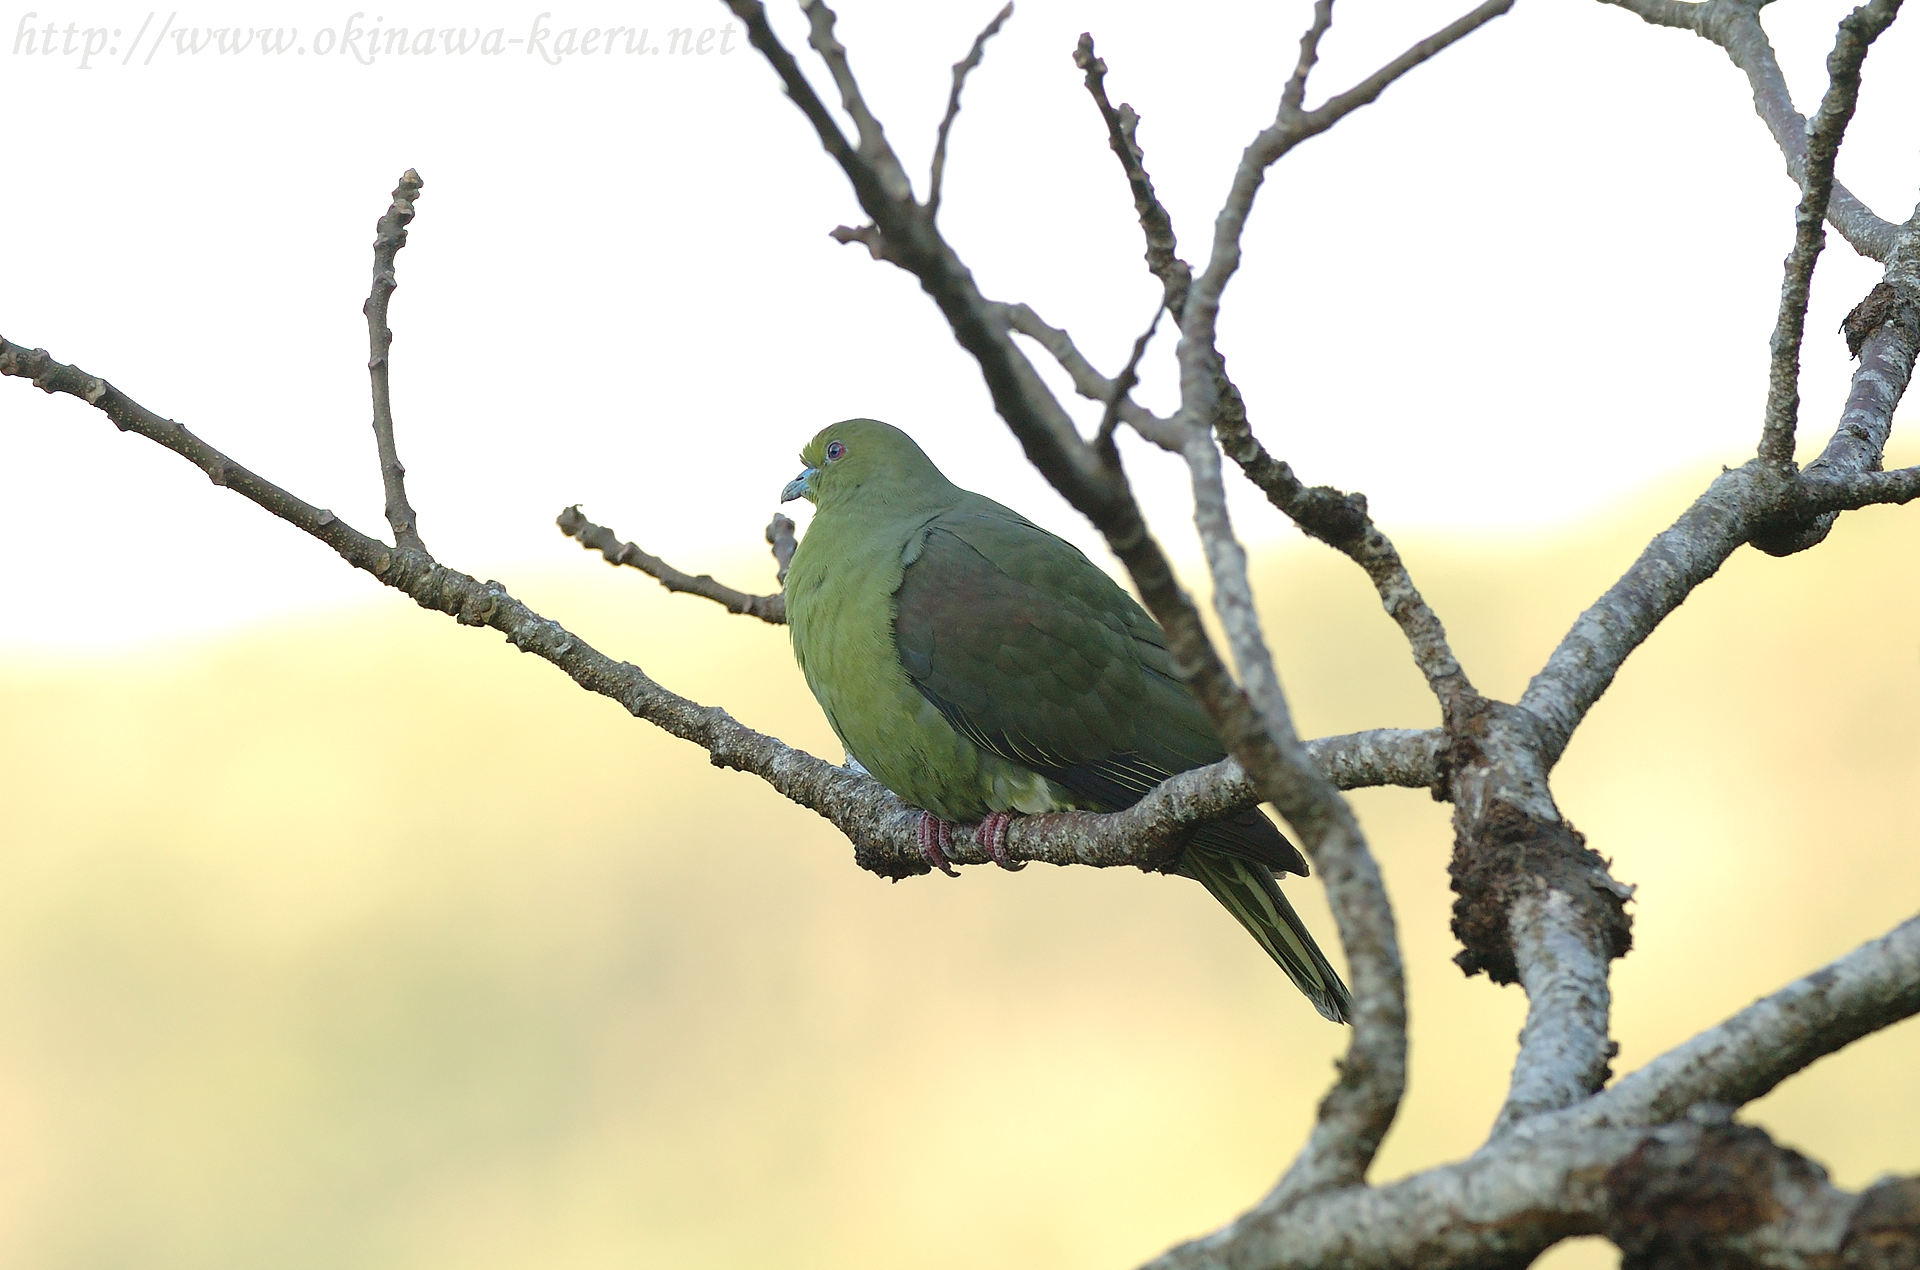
left=2, top=0, right=1916, bottom=651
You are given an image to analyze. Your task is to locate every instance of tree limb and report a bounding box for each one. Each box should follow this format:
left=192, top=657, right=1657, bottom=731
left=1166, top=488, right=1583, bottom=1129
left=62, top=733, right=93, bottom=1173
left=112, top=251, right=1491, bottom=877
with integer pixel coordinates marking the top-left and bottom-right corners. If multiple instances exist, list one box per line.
left=1757, top=0, right=1902, bottom=469
left=1583, top=910, right=1920, bottom=1129
left=364, top=168, right=428, bottom=555
left=556, top=504, right=791, bottom=624
left=1600, top=0, right=1901, bottom=260
left=0, top=333, right=1432, bottom=889
left=1524, top=211, right=1920, bottom=755
left=1073, top=35, right=1476, bottom=719
left=927, top=1, right=1012, bottom=219
left=1148, top=1110, right=1917, bottom=1270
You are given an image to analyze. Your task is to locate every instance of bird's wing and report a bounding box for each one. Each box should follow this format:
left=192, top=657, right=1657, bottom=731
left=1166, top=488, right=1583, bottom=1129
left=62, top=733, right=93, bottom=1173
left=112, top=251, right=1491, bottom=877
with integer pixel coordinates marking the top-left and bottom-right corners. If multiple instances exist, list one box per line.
left=893, top=505, right=1306, bottom=876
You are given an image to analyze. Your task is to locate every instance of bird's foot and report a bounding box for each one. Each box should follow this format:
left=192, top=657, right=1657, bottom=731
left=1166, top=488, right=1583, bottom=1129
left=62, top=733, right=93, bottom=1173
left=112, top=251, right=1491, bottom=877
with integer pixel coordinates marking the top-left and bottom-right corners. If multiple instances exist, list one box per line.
left=978, top=812, right=1023, bottom=871
left=917, top=812, right=960, bottom=877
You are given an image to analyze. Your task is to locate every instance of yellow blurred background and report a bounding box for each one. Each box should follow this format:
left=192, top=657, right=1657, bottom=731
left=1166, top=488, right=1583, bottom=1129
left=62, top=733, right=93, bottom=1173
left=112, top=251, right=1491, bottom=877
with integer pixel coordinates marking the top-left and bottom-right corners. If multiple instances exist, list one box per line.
left=2, top=464, right=1916, bottom=1270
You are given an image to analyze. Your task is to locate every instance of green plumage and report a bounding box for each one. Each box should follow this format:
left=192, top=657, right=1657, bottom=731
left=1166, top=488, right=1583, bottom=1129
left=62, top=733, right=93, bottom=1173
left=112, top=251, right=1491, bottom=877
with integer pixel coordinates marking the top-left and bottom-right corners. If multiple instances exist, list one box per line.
left=782, top=419, right=1350, bottom=1023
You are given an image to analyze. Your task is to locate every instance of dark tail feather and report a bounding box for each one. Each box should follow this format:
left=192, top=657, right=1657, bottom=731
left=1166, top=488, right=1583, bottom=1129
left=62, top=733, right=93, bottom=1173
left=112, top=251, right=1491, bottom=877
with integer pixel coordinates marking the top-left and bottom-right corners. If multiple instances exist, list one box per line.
left=1184, top=844, right=1352, bottom=1023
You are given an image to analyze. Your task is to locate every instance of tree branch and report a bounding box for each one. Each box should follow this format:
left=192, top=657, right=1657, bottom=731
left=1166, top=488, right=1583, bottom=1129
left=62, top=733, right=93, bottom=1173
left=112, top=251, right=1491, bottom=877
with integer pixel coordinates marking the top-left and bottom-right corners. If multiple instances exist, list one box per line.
left=1755, top=208, right=1920, bottom=554
left=364, top=168, right=427, bottom=555
left=1600, top=0, right=1900, bottom=260
left=731, top=0, right=1328, bottom=875
left=1071, top=34, right=1191, bottom=314
left=1491, top=888, right=1617, bottom=1134
left=1074, top=35, right=1479, bottom=721
left=1282, top=1, right=1338, bottom=115
left=1757, top=0, right=1902, bottom=469
left=1526, top=212, right=1920, bottom=753
left=991, top=301, right=1183, bottom=447
left=1157, top=904, right=1920, bottom=1267
left=1585, top=909, right=1920, bottom=1129
left=0, top=333, right=1436, bottom=892
left=556, top=504, right=790, bottom=624
left=729, top=0, right=1485, bottom=1193
left=1095, top=303, right=1164, bottom=452
left=927, top=2, right=1012, bottom=219
left=1147, top=1110, right=1917, bottom=1270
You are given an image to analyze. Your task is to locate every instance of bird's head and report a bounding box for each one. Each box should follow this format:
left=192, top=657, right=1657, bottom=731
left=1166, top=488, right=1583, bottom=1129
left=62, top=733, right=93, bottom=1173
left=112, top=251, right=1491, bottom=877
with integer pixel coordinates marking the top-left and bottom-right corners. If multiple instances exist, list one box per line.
left=780, top=419, right=956, bottom=513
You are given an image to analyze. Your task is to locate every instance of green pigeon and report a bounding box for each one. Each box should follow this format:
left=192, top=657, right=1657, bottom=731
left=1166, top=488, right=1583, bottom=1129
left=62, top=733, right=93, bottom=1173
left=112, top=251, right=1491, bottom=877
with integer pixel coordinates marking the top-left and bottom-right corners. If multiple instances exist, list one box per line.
left=780, top=419, right=1350, bottom=1023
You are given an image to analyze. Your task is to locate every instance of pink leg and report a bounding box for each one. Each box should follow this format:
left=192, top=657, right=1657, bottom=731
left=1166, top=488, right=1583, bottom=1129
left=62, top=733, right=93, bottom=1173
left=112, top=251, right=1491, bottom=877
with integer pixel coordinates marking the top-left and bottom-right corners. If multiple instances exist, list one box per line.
left=917, top=812, right=959, bottom=877
left=979, top=812, right=1023, bottom=871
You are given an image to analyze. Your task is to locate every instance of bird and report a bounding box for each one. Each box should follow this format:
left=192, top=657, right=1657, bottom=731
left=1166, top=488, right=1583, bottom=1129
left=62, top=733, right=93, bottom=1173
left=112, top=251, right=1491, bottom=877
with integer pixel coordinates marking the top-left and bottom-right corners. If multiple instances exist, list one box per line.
left=779, top=418, right=1351, bottom=1023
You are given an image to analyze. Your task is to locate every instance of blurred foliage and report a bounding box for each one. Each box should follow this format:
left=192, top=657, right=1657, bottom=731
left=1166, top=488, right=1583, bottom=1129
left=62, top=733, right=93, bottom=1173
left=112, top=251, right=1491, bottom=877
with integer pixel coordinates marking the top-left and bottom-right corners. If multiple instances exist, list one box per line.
left=1, top=467, right=1916, bottom=1270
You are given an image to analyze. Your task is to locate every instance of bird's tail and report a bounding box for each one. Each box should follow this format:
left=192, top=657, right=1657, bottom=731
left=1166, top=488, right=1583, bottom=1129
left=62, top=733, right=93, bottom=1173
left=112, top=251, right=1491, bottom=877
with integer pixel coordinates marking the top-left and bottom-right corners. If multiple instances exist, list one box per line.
left=1185, top=845, right=1352, bottom=1023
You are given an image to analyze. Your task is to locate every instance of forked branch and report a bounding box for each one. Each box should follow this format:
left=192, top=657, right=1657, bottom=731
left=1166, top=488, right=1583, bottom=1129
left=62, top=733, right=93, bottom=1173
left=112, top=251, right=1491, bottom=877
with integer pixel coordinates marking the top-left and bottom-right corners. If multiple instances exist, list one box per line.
left=557, top=504, right=792, bottom=624
left=365, top=168, right=428, bottom=555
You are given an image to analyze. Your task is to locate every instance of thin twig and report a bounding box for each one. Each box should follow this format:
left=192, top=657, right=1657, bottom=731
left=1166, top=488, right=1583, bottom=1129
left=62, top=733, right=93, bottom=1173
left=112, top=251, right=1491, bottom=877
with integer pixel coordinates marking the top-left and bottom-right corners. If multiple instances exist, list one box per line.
left=802, top=0, right=916, bottom=202
left=1073, top=29, right=1481, bottom=719
left=927, top=2, right=1013, bottom=218
left=365, top=168, right=428, bottom=555
left=1282, top=0, right=1337, bottom=114
left=1072, top=33, right=1190, bottom=313
left=556, top=505, right=788, bottom=624
left=1757, top=0, right=1903, bottom=469
left=993, top=301, right=1184, bottom=447
left=1094, top=302, right=1164, bottom=454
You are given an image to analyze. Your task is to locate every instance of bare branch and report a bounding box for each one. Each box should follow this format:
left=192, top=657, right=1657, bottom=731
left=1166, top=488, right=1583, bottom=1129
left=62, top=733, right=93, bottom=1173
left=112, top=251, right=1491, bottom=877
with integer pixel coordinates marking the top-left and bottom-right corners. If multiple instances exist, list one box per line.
left=801, top=0, right=916, bottom=202
left=1796, top=461, right=1920, bottom=514
left=1491, top=888, right=1617, bottom=1135
left=1756, top=213, right=1920, bottom=554
left=1179, top=420, right=1410, bottom=1199
left=1757, top=0, right=1903, bottom=469
left=556, top=505, right=789, bottom=624
left=992, top=301, right=1183, bottom=447
left=365, top=168, right=427, bottom=555
left=1149, top=1111, right=1916, bottom=1270
left=1070, top=3, right=1510, bottom=1189
left=733, top=0, right=1431, bottom=1191
left=1601, top=0, right=1900, bottom=260
left=1297, top=0, right=1514, bottom=132
left=1072, top=34, right=1191, bottom=313
left=1282, top=1, right=1336, bottom=114
left=0, top=335, right=1423, bottom=887
left=1586, top=910, right=1920, bottom=1129
left=729, top=0, right=1308, bottom=842
left=1175, top=0, right=1514, bottom=416
left=1075, top=29, right=1486, bottom=721
left=1210, top=381, right=1477, bottom=718
left=927, top=2, right=1013, bottom=218
left=1527, top=217, right=1920, bottom=752
left=1444, top=701, right=1632, bottom=1130
left=1095, top=302, right=1164, bottom=452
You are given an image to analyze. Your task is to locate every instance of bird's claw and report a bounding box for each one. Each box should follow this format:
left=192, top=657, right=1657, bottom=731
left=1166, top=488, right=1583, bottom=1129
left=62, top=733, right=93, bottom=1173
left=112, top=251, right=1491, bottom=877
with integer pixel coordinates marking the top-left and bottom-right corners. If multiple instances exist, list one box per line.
left=979, top=812, right=1023, bottom=871
left=917, top=812, right=960, bottom=877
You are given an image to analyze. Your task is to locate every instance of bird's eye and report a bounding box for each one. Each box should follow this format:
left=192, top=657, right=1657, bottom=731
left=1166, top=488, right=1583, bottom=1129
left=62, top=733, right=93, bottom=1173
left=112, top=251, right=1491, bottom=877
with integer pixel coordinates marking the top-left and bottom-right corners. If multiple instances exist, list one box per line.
left=824, top=440, right=846, bottom=462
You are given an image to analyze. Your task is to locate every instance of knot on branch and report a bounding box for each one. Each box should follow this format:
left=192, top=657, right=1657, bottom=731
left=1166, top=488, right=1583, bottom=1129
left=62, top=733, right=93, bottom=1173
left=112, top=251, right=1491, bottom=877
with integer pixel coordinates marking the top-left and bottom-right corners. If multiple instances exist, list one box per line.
left=1841, top=281, right=1903, bottom=359
left=1449, top=798, right=1632, bottom=984
left=1604, top=1118, right=1815, bottom=1270
left=830, top=222, right=896, bottom=262
left=1844, top=1177, right=1920, bottom=1269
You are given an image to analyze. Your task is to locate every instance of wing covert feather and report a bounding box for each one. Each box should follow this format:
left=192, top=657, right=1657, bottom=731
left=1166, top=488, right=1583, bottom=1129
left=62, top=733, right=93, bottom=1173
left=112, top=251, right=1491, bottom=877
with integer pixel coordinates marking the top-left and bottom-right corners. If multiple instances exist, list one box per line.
left=893, top=507, right=1307, bottom=877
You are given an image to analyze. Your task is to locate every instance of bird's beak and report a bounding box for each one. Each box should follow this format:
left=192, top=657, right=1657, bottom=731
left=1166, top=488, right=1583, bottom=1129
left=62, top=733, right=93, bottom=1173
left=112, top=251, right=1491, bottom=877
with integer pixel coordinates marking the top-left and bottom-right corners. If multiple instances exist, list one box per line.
left=781, top=467, right=818, bottom=503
